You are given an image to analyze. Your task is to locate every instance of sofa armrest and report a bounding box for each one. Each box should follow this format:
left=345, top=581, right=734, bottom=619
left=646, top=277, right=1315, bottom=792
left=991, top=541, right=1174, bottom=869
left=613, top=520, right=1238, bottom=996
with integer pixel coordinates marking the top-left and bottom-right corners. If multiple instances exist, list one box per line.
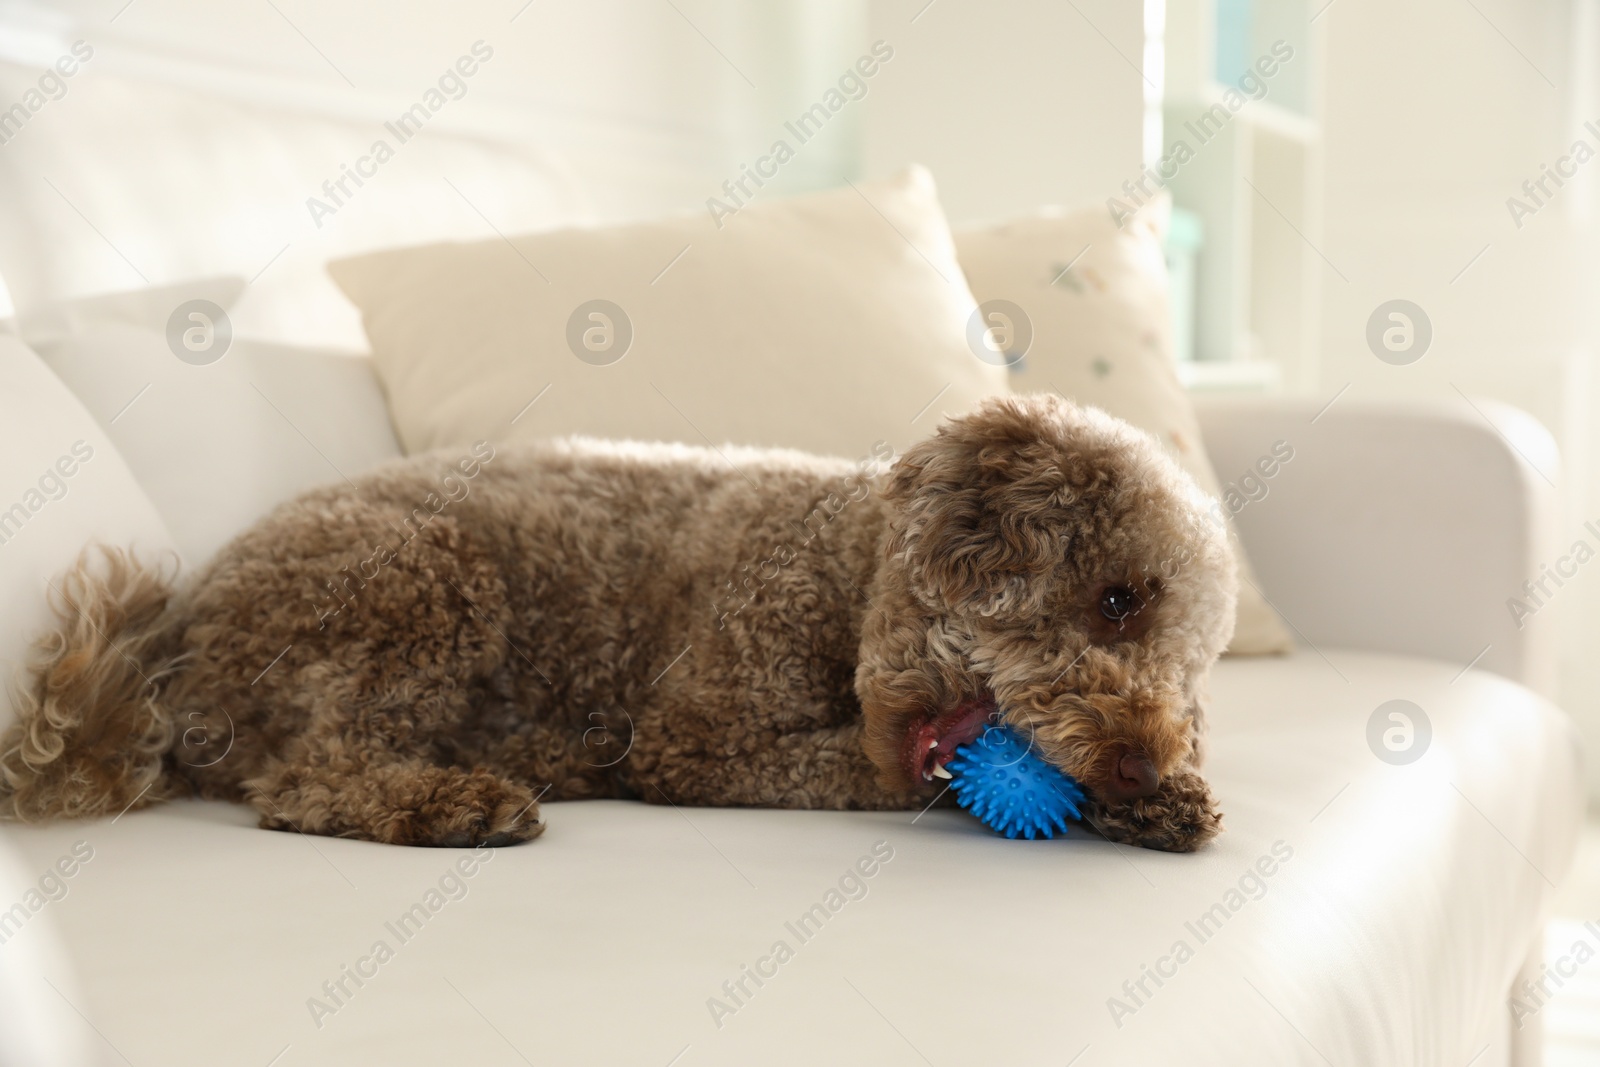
left=1195, top=395, right=1562, bottom=696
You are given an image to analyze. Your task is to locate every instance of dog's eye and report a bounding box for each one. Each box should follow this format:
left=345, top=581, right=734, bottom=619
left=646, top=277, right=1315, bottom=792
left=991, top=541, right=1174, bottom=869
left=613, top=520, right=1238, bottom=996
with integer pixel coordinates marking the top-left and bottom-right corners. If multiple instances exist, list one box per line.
left=1099, top=585, right=1141, bottom=621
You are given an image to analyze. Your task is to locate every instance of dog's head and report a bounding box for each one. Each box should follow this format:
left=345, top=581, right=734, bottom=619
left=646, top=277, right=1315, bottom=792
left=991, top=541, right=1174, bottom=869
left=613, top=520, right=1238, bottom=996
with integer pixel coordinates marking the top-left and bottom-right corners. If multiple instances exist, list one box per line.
left=857, top=394, right=1236, bottom=851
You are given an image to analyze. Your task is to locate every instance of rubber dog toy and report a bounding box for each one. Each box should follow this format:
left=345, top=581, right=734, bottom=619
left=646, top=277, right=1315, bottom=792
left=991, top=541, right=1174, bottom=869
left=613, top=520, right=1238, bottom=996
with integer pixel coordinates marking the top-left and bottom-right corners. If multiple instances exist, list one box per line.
left=946, top=723, right=1086, bottom=840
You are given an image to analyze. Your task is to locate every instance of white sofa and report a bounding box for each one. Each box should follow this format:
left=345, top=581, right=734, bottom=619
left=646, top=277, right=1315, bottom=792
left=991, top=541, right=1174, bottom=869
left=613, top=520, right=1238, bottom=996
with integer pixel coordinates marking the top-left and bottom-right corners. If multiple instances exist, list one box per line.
left=0, top=356, right=1581, bottom=1066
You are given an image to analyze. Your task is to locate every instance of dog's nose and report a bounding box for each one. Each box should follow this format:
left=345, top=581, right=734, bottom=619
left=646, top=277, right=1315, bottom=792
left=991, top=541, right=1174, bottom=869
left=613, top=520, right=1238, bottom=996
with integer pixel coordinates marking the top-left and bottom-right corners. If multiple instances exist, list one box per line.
left=1106, top=753, right=1160, bottom=799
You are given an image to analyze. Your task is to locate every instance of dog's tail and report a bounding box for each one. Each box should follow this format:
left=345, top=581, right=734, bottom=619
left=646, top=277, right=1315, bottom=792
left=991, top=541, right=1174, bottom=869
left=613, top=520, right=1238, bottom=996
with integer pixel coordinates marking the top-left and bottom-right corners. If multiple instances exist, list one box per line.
left=0, top=547, right=184, bottom=822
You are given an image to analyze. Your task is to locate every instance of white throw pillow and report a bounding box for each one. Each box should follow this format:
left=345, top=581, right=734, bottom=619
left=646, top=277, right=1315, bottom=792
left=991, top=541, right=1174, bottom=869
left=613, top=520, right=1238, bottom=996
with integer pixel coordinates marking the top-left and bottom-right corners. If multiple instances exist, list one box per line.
left=0, top=338, right=177, bottom=734
left=35, top=326, right=403, bottom=566
left=954, top=201, right=1294, bottom=655
left=4, top=276, right=246, bottom=348
left=328, top=166, right=1009, bottom=460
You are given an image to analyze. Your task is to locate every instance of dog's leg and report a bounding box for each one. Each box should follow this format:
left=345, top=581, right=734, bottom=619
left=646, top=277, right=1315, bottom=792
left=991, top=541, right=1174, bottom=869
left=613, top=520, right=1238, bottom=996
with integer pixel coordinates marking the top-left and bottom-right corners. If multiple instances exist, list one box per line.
left=238, top=643, right=548, bottom=847
left=226, top=520, right=552, bottom=846
left=635, top=720, right=920, bottom=811
left=245, top=729, right=544, bottom=847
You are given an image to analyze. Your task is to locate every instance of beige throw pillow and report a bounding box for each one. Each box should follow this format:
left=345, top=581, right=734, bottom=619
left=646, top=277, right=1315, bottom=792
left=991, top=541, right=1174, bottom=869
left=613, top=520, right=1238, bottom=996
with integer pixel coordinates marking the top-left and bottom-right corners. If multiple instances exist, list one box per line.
left=954, top=200, right=1294, bottom=655
left=329, top=166, right=1008, bottom=463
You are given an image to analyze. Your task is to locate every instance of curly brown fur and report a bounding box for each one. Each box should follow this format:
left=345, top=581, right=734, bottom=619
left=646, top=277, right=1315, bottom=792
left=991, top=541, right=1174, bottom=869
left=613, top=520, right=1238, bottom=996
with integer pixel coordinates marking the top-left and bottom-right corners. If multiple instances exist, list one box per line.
left=0, top=547, right=183, bottom=821
left=0, top=395, right=1235, bottom=851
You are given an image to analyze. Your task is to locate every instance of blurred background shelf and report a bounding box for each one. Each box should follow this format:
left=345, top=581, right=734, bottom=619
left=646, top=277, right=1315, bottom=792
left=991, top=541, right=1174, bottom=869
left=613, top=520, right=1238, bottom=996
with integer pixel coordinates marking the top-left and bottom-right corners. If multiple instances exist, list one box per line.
left=1151, top=0, right=1323, bottom=394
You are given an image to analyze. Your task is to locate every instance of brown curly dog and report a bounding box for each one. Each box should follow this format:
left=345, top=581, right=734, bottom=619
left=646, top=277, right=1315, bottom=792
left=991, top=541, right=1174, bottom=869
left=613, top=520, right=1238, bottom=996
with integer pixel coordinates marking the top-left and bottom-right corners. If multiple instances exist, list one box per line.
left=0, top=394, right=1236, bottom=852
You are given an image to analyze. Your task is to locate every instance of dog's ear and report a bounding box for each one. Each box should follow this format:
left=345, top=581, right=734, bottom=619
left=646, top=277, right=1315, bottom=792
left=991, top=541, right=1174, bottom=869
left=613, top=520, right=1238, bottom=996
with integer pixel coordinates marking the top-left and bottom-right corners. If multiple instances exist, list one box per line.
left=883, top=397, right=1082, bottom=618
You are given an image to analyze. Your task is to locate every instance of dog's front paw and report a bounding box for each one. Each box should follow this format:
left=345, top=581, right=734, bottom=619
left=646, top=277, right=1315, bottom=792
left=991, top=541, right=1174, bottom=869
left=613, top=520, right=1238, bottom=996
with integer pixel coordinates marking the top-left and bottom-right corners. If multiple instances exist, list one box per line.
left=1084, top=767, right=1222, bottom=852
left=420, top=772, right=545, bottom=848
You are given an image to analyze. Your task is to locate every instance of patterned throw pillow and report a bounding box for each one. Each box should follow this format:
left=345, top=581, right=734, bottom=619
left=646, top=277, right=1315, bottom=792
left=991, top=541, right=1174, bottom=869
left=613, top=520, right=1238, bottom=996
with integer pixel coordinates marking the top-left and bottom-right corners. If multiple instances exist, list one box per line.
left=955, top=198, right=1294, bottom=655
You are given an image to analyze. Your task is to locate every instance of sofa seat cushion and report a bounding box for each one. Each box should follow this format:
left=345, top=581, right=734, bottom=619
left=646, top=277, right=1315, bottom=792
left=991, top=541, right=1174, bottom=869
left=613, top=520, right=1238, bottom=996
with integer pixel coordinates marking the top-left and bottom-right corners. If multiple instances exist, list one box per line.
left=0, top=650, right=1580, bottom=1066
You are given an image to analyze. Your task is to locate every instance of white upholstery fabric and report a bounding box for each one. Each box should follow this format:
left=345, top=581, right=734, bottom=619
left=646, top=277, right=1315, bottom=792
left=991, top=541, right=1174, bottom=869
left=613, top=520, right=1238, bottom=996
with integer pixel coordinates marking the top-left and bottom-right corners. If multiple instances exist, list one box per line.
left=0, top=59, right=578, bottom=352
left=1196, top=397, right=1564, bottom=698
left=0, top=834, right=96, bottom=1067
left=0, top=649, right=1578, bottom=1066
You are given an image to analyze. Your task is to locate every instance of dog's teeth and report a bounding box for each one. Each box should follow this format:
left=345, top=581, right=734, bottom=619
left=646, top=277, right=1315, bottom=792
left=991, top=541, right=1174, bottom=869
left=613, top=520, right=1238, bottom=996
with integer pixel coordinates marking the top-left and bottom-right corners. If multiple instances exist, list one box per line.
left=932, top=764, right=952, bottom=780
left=927, top=739, right=938, bottom=750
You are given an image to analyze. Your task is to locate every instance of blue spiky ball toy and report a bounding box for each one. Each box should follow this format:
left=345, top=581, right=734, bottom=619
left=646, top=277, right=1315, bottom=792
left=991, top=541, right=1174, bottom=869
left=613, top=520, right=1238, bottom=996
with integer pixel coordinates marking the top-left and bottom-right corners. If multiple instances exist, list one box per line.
left=946, top=723, right=1086, bottom=840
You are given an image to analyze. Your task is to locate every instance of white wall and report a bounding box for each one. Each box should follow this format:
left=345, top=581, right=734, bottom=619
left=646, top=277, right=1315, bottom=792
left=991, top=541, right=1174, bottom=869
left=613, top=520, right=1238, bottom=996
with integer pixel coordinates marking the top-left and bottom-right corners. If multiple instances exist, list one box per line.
left=1314, top=0, right=1600, bottom=797
left=861, top=0, right=1145, bottom=224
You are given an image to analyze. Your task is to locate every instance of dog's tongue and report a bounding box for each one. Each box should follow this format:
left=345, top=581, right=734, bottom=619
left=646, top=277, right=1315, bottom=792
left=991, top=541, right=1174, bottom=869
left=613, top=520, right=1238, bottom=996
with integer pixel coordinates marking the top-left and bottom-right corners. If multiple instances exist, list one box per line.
left=912, top=693, right=998, bottom=782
